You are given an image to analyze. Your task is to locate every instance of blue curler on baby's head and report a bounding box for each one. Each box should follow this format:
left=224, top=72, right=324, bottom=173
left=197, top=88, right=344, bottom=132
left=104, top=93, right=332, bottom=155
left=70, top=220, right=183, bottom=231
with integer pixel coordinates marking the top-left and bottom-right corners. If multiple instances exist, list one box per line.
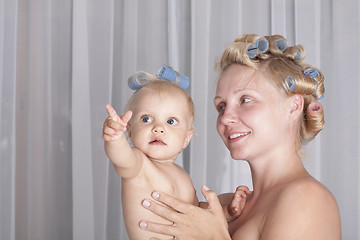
left=157, top=65, right=190, bottom=90
left=128, top=71, right=150, bottom=90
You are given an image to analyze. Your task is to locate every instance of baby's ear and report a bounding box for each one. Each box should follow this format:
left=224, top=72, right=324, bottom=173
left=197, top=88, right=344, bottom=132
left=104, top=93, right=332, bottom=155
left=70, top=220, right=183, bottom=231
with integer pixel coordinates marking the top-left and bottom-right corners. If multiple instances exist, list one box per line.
left=183, top=129, right=195, bottom=149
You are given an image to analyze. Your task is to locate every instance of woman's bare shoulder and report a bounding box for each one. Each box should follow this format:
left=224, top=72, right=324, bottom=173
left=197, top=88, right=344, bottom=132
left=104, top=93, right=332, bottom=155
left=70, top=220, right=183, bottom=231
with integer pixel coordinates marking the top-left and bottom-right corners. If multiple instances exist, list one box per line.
left=276, top=177, right=339, bottom=215
left=261, top=177, right=341, bottom=239
left=282, top=177, right=333, bottom=197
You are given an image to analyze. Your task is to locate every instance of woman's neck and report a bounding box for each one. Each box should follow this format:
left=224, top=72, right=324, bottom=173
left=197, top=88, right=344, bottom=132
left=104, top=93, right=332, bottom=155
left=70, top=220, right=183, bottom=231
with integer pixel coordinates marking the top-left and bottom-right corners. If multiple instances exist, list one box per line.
left=248, top=151, right=310, bottom=196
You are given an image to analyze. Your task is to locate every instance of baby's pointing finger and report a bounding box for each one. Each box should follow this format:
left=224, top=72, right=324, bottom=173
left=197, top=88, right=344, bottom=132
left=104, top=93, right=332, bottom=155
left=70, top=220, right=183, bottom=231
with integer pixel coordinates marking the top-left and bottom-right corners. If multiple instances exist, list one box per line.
left=106, top=104, right=121, bottom=122
left=121, top=111, right=133, bottom=125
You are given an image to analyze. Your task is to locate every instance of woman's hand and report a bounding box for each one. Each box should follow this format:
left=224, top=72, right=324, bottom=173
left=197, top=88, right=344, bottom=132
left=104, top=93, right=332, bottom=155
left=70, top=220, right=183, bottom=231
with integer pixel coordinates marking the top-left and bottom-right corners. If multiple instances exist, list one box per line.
left=140, top=186, right=232, bottom=240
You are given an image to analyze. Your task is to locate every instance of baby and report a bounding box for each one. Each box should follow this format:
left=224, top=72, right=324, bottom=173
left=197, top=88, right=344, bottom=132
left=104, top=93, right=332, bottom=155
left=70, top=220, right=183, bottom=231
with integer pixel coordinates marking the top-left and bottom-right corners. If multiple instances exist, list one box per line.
left=102, top=69, right=250, bottom=239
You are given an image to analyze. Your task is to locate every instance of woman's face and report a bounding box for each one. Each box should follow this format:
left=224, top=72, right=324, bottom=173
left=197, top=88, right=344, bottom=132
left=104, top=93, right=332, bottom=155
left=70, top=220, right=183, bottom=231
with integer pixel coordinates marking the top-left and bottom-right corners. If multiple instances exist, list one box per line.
left=214, top=64, right=292, bottom=161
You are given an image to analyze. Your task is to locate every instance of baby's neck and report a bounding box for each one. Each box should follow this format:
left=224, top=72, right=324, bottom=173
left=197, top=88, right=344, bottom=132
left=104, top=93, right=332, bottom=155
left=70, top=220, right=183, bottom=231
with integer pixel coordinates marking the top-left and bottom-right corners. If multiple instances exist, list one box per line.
left=149, top=158, right=175, bottom=164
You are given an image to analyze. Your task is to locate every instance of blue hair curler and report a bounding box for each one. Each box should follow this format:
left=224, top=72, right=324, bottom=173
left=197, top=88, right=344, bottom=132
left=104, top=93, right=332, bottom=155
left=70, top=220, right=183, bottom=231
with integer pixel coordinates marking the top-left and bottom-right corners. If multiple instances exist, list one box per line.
left=294, top=49, right=302, bottom=61
left=285, top=75, right=296, bottom=92
left=315, top=93, right=325, bottom=101
left=274, top=37, right=287, bottom=51
left=256, top=38, right=269, bottom=53
left=246, top=44, right=258, bottom=59
left=157, top=65, right=190, bottom=90
left=128, top=71, right=150, bottom=90
left=303, top=67, right=319, bottom=79
left=312, top=79, right=319, bottom=95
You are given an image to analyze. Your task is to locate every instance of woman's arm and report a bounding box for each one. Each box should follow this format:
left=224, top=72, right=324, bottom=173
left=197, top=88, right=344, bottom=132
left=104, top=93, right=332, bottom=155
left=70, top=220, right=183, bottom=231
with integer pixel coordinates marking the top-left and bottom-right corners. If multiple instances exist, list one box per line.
left=140, top=186, right=232, bottom=240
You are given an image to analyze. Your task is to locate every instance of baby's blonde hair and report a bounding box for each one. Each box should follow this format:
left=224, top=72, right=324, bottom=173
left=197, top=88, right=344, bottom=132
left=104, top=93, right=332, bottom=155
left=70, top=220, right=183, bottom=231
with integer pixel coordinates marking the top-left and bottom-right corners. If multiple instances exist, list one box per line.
left=125, top=73, right=195, bottom=130
left=216, top=34, right=325, bottom=150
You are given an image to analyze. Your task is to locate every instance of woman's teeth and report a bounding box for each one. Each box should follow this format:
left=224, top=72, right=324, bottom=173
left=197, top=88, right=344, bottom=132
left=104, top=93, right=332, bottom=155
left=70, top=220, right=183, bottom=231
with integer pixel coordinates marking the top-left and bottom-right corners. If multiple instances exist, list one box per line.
left=229, top=132, right=250, bottom=139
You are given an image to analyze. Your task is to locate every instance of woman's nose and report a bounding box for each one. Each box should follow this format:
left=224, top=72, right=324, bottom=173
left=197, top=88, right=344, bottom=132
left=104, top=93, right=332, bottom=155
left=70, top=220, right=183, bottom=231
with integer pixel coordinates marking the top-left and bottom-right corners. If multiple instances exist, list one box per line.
left=219, top=108, right=238, bottom=125
left=152, top=124, right=165, bottom=134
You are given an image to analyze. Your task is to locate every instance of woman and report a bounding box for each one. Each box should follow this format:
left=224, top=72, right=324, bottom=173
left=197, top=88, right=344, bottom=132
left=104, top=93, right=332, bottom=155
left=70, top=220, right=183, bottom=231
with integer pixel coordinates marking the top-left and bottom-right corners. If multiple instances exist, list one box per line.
left=139, top=34, right=342, bottom=239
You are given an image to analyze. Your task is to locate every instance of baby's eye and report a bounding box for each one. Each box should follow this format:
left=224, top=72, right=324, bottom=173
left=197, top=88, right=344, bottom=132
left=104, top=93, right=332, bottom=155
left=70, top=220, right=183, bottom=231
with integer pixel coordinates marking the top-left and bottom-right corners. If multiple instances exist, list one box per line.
left=141, top=116, right=152, bottom=123
left=167, top=118, right=178, bottom=125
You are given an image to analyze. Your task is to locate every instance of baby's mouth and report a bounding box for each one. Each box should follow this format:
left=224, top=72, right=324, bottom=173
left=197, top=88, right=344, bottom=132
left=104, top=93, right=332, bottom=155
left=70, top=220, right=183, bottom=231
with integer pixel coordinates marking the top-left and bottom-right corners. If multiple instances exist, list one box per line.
left=149, top=139, right=166, bottom=145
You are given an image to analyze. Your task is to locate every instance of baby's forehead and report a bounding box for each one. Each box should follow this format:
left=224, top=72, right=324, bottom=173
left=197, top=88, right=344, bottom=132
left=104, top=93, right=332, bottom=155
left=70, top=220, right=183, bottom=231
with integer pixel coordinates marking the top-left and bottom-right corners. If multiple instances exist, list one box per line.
left=138, top=87, right=183, bottom=100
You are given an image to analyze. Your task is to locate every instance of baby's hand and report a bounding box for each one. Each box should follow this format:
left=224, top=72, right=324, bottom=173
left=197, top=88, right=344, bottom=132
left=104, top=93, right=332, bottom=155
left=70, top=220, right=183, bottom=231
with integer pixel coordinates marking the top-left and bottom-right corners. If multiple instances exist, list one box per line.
left=228, top=185, right=252, bottom=218
left=102, top=104, right=132, bottom=141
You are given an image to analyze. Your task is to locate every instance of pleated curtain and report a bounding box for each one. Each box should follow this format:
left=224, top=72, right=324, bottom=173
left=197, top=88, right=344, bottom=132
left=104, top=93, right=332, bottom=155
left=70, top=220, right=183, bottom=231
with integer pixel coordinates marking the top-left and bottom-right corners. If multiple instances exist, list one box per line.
left=1, top=0, right=359, bottom=239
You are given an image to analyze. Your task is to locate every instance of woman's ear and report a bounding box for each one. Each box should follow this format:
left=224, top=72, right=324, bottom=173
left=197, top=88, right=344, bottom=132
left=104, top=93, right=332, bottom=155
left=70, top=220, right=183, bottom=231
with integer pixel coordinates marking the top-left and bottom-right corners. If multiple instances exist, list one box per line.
left=289, top=94, right=304, bottom=119
left=127, top=123, right=132, bottom=138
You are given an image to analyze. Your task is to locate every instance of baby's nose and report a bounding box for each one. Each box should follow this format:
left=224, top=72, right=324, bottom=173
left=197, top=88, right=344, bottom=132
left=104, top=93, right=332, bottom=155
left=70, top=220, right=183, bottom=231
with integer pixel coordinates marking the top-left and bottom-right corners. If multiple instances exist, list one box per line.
left=152, top=125, right=165, bottom=134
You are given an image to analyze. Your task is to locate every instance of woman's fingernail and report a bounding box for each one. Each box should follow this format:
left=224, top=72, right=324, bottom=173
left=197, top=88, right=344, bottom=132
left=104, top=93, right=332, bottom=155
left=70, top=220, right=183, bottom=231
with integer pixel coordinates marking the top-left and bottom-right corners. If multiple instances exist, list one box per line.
left=142, top=200, right=151, bottom=207
left=152, top=192, right=160, bottom=199
left=139, top=221, right=148, bottom=229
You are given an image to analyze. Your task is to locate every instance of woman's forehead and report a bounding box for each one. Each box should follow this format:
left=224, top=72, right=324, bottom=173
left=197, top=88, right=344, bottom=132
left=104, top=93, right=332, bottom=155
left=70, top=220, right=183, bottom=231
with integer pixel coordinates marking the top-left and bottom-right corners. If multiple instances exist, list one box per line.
left=217, top=65, right=265, bottom=92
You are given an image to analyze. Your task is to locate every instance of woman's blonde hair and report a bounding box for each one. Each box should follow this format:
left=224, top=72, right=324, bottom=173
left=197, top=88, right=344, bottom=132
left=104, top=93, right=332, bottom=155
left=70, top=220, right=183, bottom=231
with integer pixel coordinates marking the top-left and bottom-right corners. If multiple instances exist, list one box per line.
left=216, top=34, right=325, bottom=150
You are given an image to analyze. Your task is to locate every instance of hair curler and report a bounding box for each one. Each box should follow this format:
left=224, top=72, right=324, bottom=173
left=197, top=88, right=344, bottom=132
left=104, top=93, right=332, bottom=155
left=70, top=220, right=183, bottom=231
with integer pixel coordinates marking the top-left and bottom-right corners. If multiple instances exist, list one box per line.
left=256, top=38, right=269, bottom=53
left=246, top=38, right=269, bottom=58
left=274, top=37, right=287, bottom=51
left=128, top=71, right=150, bottom=90
left=157, top=65, right=190, bottom=90
left=285, top=75, right=296, bottom=92
left=304, top=67, right=320, bottom=96
left=246, top=44, right=258, bottom=59
left=303, top=67, right=319, bottom=79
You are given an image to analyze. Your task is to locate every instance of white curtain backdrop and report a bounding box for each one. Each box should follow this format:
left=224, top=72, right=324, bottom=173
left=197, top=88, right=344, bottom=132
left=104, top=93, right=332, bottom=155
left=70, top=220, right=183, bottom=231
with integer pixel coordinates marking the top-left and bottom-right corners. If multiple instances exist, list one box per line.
left=1, top=0, right=359, bottom=239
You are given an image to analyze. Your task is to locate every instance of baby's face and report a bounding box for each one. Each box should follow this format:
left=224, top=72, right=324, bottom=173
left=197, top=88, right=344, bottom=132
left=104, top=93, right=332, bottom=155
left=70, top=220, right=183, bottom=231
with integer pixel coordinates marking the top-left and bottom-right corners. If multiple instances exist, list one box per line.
left=128, top=89, right=194, bottom=161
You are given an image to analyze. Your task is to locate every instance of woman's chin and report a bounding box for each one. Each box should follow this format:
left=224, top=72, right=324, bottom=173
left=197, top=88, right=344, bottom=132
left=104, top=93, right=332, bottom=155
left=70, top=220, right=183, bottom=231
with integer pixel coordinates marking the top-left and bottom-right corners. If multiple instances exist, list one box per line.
left=230, top=151, right=248, bottom=161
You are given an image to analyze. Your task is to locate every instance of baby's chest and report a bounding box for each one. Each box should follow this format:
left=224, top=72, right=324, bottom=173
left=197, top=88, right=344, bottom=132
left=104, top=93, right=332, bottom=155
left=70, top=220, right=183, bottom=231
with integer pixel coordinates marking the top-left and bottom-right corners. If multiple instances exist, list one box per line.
left=149, top=172, right=195, bottom=202
left=124, top=166, right=195, bottom=203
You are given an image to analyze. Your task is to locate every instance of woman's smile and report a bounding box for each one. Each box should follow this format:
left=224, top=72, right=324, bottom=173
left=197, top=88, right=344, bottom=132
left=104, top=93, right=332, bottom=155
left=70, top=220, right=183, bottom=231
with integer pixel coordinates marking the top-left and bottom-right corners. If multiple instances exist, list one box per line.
left=229, top=132, right=251, bottom=140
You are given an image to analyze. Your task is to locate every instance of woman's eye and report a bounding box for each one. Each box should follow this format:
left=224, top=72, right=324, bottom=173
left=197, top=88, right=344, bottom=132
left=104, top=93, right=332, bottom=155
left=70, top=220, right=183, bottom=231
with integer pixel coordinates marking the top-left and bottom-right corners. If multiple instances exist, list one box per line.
left=141, top=116, right=152, bottom=123
left=167, top=118, right=178, bottom=125
left=216, top=104, right=225, bottom=113
left=241, top=97, right=252, bottom=104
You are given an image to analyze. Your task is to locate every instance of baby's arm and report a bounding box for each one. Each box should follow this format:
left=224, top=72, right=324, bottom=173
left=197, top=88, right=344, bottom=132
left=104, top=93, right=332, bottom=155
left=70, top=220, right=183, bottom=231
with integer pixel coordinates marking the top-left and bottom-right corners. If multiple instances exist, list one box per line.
left=223, top=186, right=251, bottom=222
left=206, top=186, right=250, bottom=222
left=198, top=186, right=250, bottom=222
left=103, top=104, right=143, bottom=178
